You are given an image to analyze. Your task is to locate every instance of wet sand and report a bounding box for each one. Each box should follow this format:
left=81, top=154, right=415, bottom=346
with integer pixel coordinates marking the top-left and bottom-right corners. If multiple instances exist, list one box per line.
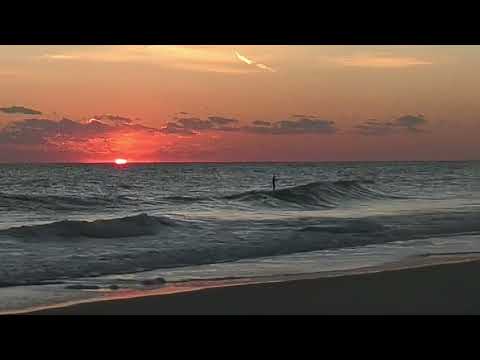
left=28, top=257, right=480, bottom=315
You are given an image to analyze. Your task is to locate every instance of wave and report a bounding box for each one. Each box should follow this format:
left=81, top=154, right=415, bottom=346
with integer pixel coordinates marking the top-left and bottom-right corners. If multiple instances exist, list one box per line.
left=0, top=180, right=405, bottom=213
left=162, top=195, right=210, bottom=202
left=164, top=180, right=405, bottom=209
left=299, top=219, right=386, bottom=233
left=3, top=213, right=178, bottom=239
left=0, top=192, right=136, bottom=211
left=2, top=209, right=480, bottom=287
left=225, top=180, right=400, bottom=207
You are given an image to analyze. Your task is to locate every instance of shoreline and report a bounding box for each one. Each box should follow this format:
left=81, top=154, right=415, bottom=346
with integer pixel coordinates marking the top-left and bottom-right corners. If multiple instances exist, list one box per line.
left=21, top=253, right=480, bottom=315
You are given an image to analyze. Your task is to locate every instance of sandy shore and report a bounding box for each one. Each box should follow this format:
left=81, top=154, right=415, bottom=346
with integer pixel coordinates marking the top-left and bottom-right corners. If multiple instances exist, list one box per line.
left=27, top=257, right=480, bottom=315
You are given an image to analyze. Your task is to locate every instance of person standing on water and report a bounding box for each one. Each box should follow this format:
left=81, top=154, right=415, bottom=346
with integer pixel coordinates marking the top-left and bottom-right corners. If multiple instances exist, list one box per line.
left=272, top=175, right=277, bottom=191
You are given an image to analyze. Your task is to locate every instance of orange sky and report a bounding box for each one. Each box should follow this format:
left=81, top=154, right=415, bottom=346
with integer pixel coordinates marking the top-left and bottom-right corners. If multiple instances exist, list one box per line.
left=0, top=45, right=479, bottom=162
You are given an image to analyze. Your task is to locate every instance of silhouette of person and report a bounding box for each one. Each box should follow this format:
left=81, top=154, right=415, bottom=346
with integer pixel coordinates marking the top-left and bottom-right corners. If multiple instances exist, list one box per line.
left=272, top=175, right=277, bottom=191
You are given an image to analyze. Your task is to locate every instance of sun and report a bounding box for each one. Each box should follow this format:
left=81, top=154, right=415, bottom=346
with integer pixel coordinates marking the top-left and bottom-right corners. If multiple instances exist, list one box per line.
left=114, top=158, right=128, bottom=165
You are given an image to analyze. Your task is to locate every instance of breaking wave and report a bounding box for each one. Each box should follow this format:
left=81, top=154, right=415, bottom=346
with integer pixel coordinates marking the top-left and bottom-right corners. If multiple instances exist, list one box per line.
left=164, top=180, right=405, bottom=209
left=2, top=209, right=480, bottom=286
left=2, top=213, right=178, bottom=239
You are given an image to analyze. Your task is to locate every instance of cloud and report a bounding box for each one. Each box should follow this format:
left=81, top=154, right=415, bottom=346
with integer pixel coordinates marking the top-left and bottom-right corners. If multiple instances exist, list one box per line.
left=235, top=51, right=276, bottom=72
left=161, top=122, right=196, bottom=135
left=0, top=118, right=113, bottom=146
left=161, top=115, right=240, bottom=135
left=42, top=46, right=255, bottom=74
left=327, top=54, right=432, bottom=68
left=255, top=63, right=276, bottom=72
left=0, top=108, right=437, bottom=163
left=252, top=120, right=271, bottom=126
left=291, top=114, right=317, bottom=119
left=162, top=114, right=335, bottom=136
left=355, top=115, right=428, bottom=135
left=0, top=106, right=42, bottom=115
left=162, top=112, right=426, bottom=138
left=91, top=114, right=133, bottom=126
left=395, top=114, right=427, bottom=128
left=208, top=116, right=238, bottom=126
left=0, top=116, right=165, bottom=162
left=244, top=115, right=336, bottom=135
left=46, top=54, right=77, bottom=60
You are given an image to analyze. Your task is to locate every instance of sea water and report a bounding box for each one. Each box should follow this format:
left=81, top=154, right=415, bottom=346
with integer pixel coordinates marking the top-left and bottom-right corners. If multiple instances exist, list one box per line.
left=1, top=161, right=480, bottom=312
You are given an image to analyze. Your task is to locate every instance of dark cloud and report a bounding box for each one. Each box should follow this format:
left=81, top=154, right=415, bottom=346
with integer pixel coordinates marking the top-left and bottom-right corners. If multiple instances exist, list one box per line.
left=163, top=114, right=336, bottom=136
left=0, top=106, right=42, bottom=115
left=395, top=115, right=427, bottom=129
left=208, top=116, right=238, bottom=126
left=244, top=116, right=336, bottom=135
left=161, top=121, right=196, bottom=135
left=355, top=115, right=428, bottom=136
left=291, top=114, right=318, bottom=119
left=0, top=117, right=160, bottom=151
left=0, top=118, right=112, bottom=146
left=252, top=120, right=271, bottom=126
left=162, top=116, right=240, bottom=135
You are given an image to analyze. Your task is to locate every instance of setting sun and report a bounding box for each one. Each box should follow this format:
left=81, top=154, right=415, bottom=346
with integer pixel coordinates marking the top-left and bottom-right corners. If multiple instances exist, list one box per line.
left=114, top=158, right=128, bottom=165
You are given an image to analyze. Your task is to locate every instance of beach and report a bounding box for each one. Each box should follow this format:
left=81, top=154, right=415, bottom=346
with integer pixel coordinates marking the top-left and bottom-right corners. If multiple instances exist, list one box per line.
left=27, top=257, right=480, bottom=315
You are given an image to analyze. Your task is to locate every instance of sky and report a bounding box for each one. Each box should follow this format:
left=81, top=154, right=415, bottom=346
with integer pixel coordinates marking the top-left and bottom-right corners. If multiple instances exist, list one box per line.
left=0, top=45, right=479, bottom=162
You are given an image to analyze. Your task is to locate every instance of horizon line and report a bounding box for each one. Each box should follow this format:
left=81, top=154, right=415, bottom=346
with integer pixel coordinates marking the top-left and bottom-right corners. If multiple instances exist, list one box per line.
left=0, top=159, right=478, bottom=165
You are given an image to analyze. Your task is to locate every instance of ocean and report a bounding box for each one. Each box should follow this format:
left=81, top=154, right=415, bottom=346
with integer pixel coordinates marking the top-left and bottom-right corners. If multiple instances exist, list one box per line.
left=1, top=161, right=480, bottom=313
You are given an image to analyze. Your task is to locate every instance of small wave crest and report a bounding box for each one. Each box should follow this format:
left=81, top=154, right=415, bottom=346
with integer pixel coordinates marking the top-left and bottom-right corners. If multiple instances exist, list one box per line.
left=0, top=192, right=135, bottom=211
left=161, top=180, right=403, bottom=209
left=2, top=213, right=178, bottom=239
left=223, top=180, right=403, bottom=208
